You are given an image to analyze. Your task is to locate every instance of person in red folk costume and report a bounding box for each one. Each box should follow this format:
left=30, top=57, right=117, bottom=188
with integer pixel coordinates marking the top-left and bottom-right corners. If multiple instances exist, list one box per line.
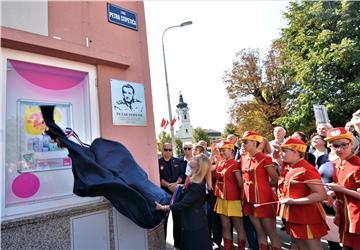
left=240, top=131, right=281, bottom=250
left=325, top=127, right=360, bottom=250
left=213, top=141, right=247, bottom=250
left=277, top=137, right=329, bottom=250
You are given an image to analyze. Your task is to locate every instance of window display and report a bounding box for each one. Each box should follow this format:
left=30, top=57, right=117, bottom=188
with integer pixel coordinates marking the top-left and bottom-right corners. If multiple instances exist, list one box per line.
left=18, top=100, right=72, bottom=172
left=4, top=57, right=94, bottom=207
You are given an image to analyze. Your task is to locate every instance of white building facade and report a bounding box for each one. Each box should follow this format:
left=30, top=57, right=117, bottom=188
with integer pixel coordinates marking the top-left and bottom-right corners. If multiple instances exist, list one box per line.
left=175, top=94, right=193, bottom=143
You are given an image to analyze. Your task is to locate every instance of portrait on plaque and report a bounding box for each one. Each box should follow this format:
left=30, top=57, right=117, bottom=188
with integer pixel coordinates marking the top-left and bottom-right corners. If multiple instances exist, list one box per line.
left=110, top=79, right=147, bottom=126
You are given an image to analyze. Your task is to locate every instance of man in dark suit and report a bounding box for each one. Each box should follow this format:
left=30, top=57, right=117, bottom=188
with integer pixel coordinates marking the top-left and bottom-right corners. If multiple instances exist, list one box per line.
left=159, top=143, right=184, bottom=248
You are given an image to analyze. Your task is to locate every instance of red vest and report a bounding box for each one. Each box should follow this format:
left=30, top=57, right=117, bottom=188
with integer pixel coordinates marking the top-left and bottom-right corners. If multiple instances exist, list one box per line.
left=214, top=159, right=242, bottom=200
left=241, top=152, right=277, bottom=203
left=278, top=159, right=327, bottom=224
left=333, top=155, right=360, bottom=234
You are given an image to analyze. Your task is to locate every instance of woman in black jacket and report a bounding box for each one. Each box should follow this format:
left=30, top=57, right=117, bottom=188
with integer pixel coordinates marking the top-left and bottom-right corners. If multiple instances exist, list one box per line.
left=155, top=154, right=212, bottom=250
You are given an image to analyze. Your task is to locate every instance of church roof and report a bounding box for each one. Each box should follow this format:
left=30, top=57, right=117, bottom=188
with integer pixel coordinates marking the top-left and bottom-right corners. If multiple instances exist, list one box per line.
left=176, top=93, right=188, bottom=108
left=205, top=129, right=221, bottom=136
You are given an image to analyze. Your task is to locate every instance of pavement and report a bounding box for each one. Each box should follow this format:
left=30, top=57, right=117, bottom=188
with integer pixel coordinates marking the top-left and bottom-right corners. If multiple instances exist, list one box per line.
left=165, top=212, right=331, bottom=249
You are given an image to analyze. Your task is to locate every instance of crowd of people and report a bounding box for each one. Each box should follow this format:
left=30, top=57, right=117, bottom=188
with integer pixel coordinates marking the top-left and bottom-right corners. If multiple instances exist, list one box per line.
left=156, top=109, right=360, bottom=250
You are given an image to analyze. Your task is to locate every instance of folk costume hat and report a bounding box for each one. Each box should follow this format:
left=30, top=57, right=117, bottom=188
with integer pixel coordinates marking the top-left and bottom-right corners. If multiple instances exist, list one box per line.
left=274, top=137, right=307, bottom=153
left=325, top=127, right=352, bottom=143
left=240, top=131, right=263, bottom=143
left=218, top=141, right=234, bottom=150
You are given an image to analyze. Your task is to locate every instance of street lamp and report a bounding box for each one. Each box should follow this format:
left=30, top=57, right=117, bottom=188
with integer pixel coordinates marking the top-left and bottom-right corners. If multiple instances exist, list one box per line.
left=162, top=21, right=192, bottom=156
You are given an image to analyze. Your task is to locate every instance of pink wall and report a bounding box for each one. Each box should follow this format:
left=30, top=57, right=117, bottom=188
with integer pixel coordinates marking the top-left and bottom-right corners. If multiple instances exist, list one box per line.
left=1, top=1, right=160, bottom=183
left=97, top=64, right=159, bottom=182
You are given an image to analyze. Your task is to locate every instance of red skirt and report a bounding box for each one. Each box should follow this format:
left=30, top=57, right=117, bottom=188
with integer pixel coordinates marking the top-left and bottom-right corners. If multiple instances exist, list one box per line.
left=285, top=221, right=329, bottom=240
left=243, top=202, right=277, bottom=218
left=341, top=231, right=360, bottom=249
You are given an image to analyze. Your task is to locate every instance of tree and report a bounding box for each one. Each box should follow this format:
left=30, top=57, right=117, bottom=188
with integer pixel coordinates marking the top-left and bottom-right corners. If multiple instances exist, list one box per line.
left=192, top=127, right=211, bottom=145
left=157, top=132, right=183, bottom=157
left=223, top=40, right=291, bottom=138
left=157, top=131, right=171, bottom=152
left=278, top=1, right=360, bottom=133
left=175, top=137, right=183, bottom=158
left=222, top=123, right=240, bottom=138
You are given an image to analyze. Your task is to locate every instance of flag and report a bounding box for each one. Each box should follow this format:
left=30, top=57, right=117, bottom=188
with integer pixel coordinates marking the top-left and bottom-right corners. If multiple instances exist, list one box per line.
left=170, top=117, right=176, bottom=127
left=160, top=118, right=166, bottom=128
left=163, top=120, right=169, bottom=129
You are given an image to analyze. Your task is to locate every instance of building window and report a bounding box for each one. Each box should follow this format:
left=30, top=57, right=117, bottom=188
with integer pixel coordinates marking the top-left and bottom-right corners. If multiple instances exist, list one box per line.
left=184, top=114, right=187, bottom=120
left=186, top=129, right=188, bottom=133
left=2, top=51, right=100, bottom=219
left=5, top=59, right=93, bottom=206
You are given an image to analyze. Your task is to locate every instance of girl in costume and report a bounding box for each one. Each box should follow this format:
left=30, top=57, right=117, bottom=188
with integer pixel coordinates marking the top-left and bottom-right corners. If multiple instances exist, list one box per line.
left=213, top=141, right=247, bottom=250
left=277, top=137, right=329, bottom=250
left=240, top=131, right=281, bottom=250
left=325, top=127, right=360, bottom=250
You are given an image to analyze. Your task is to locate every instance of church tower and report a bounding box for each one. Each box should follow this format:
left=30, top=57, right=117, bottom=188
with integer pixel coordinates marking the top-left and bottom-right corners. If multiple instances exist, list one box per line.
left=175, top=93, right=193, bottom=143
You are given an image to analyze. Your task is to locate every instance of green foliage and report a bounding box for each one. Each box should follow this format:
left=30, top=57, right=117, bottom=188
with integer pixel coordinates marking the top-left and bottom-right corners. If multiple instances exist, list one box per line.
left=192, top=127, right=211, bottom=145
left=157, top=132, right=183, bottom=157
left=278, top=1, right=360, bottom=131
left=157, top=131, right=171, bottom=152
left=222, top=123, right=239, bottom=138
left=175, top=137, right=183, bottom=158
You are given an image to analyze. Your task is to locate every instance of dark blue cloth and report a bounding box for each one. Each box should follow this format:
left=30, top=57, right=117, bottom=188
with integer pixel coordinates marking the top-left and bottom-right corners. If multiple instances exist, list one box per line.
left=318, top=161, right=334, bottom=192
left=170, top=185, right=184, bottom=205
left=40, top=105, right=170, bottom=229
left=316, top=153, right=329, bottom=169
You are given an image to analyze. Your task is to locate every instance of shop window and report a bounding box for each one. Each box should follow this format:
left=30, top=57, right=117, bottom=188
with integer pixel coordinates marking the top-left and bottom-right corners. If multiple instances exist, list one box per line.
left=3, top=56, right=99, bottom=216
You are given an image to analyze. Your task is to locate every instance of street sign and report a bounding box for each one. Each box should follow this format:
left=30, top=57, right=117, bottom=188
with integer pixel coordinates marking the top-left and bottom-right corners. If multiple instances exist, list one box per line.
left=107, top=3, right=138, bottom=31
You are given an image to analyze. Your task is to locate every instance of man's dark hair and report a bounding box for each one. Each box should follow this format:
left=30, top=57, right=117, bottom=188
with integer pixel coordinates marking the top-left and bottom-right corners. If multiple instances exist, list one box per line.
left=310, top=132, right=325, bottom=141
left=294, top=131, right=307, bottom=144
left=122, top=84, right=135, bottom=94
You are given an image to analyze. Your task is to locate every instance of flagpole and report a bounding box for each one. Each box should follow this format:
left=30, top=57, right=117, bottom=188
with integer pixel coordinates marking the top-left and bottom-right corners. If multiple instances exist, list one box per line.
left=161, top=21, right=192, bottom=156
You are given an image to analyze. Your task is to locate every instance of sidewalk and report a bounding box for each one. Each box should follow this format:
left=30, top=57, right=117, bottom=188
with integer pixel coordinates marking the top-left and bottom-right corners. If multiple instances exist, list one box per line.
left=165, top=212, right=330, bottom=249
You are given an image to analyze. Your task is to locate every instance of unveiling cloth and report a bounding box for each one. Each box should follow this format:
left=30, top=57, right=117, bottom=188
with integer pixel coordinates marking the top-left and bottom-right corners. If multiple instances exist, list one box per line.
left=40, top=105, right=170, bottom=229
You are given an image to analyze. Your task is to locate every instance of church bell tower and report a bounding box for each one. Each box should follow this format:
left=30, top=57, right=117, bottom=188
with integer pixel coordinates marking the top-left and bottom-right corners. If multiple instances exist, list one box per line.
left=175, top=93, right=192, bottom=143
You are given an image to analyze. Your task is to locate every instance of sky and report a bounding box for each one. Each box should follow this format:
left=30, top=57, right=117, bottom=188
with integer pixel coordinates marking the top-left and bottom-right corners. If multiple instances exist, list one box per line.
left=144, top=1, right=289, bottom=136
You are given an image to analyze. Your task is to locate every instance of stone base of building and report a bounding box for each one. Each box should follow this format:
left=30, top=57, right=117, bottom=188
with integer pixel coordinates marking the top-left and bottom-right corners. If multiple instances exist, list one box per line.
left=1, top=199, right=166, bottom=250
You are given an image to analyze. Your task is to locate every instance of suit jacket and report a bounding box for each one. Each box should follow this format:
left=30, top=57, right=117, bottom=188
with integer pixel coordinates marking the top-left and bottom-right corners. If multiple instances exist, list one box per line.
left=171, top=182, right=208, bottom=231
left=40, top=105, right=170, bottom=229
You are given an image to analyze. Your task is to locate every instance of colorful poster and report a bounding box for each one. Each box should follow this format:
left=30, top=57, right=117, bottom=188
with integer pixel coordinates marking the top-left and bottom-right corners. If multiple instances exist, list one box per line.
left=17, top=100, right=73, bottom=172
left=110, top=79, right=147, bottom=126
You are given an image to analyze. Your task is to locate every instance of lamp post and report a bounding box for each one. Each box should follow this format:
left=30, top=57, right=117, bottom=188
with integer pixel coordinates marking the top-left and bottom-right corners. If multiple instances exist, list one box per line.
left=162, top=21, right=192, bottom=155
